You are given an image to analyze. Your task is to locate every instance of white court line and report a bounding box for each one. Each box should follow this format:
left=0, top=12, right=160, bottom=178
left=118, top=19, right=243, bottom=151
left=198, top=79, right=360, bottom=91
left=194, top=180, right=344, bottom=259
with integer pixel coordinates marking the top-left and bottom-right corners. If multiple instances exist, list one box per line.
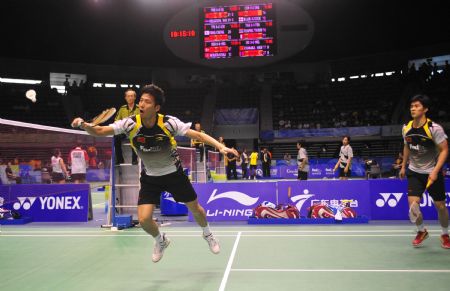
left=0, top=233, right=443, bottom=238
left=0, top=234, right=239, bottom=237
left=93, top=202, right=105, bottom=206
left=231, top=268, right=450, bottom=273
left=219, top=232, right=241, bottom=291
left=1, top=229, right=437, bottom=233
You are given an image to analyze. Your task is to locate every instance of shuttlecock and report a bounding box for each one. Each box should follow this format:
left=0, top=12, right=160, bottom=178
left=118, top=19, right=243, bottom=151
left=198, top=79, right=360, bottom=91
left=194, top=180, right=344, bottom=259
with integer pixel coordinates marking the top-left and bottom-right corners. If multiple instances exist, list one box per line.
left=25, top=89, right=37, bottom=103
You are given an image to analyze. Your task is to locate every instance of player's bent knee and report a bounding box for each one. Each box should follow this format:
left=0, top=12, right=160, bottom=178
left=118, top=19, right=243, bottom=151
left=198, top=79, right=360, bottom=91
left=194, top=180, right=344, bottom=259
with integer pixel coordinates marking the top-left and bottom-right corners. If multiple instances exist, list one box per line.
left=138, top=214, right=154, bottom=225
left=434, top=201, right=447, bottom=211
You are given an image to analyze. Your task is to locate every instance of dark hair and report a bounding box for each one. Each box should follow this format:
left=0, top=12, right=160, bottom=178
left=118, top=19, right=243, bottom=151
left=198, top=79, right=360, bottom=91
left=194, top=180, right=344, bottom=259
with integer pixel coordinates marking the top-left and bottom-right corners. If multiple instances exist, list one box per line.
left=343, top=135, right=351, bottom=142
left=140, top=84, right=165, bottom=107
left=53, top=149, right=61, bottom=156
left=124, top=88, right=136, bottom=95
left=410, top=94, right=430, bottom=109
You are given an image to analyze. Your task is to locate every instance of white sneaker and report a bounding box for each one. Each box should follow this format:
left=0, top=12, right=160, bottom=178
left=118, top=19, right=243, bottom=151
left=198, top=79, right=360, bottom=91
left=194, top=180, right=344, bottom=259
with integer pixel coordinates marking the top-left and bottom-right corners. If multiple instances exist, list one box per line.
left=152, top=233, right=171, bottom=263
left=203, top=233, right=220, bottom=254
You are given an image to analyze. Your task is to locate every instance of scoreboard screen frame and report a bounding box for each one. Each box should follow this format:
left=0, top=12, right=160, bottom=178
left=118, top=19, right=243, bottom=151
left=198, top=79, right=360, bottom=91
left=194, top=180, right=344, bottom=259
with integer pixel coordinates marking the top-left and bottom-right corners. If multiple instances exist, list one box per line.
left=199, top=3, right=277, bottom=60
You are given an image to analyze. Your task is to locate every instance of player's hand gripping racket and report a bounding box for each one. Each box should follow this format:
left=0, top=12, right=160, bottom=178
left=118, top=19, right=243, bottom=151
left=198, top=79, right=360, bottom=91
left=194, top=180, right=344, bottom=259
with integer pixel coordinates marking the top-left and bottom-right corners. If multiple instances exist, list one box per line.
left=71, top=108, right=116, bottom=128
left=409, top=179, right=432, bottom=223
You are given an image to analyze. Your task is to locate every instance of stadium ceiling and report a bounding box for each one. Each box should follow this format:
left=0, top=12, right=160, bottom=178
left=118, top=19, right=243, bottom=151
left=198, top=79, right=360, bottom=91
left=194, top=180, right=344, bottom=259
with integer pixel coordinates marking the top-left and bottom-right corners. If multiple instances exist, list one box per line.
left=1, top=0, right=449, bottom=68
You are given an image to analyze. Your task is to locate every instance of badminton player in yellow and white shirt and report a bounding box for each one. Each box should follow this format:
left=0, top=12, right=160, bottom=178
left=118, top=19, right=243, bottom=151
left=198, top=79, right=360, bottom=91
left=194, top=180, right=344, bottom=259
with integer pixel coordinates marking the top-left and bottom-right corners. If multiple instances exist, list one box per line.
left=72, top=84, right=239, bottom=262
left=400, top=94, right=449, bottom=249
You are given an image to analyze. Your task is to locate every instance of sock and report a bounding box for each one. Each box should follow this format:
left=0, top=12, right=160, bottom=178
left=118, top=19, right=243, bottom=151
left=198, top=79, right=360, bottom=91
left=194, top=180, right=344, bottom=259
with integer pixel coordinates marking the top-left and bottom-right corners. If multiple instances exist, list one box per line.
left=417, top=223, right=425, bottom=232
left=155, top=233, right=164, bottom=243
left=442, top=227, right=449, bottom=235
left=202, top=224, right=212, bottom=236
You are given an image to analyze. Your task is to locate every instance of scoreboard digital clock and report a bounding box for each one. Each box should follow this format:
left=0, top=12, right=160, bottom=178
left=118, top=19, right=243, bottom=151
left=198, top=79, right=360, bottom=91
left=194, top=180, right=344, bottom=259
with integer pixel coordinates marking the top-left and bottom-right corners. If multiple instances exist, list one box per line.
left=200, top=3, right=276, bottom=59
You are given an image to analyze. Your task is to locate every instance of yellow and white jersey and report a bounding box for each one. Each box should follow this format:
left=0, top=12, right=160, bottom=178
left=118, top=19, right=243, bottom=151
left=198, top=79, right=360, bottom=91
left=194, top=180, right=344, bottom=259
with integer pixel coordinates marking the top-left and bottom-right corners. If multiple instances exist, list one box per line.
left=110, top=114, right=191, bottom=176
left=402, top=119, right=447, bottom=174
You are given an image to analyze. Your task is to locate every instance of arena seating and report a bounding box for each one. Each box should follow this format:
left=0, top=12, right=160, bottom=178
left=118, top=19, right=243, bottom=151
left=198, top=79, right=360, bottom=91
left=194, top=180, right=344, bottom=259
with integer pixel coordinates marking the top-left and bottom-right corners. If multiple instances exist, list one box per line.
left=272, top=75, right=402, bottom=130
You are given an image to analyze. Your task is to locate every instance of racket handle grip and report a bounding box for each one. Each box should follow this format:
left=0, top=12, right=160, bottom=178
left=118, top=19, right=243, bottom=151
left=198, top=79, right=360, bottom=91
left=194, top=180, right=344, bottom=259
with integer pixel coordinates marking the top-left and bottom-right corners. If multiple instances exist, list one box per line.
left=425, top=179, right=432, bottom=189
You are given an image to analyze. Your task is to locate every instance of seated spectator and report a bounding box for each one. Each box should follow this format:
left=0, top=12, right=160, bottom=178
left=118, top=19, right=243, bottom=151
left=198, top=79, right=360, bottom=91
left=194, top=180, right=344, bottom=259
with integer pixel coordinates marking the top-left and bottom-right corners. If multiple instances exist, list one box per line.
left=391, top=152, right=403, bottom=178
left=283, top=153, right=292, bottom=165
left=5, top=162, right=21, bottom=184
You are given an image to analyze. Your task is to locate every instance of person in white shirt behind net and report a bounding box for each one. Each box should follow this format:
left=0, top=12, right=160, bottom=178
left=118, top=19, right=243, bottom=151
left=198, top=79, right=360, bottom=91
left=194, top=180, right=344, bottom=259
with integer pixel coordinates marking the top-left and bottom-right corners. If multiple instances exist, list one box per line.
left=333, top=136, right=353, bottom=180
left=296, top=141, right=309, bottom=180
left=68, top=143, right=89, bottom=183
left=71, top=84, right=239, bottom=263
left=51, top=149, right=69, bottom=184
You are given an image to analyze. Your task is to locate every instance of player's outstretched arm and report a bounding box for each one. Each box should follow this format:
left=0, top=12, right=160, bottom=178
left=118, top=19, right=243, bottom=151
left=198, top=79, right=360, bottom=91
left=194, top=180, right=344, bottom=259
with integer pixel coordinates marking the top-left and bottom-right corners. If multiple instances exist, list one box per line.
left=71, top=118, right=115, bottom=137
left=185, top=129, right=239, bottom=157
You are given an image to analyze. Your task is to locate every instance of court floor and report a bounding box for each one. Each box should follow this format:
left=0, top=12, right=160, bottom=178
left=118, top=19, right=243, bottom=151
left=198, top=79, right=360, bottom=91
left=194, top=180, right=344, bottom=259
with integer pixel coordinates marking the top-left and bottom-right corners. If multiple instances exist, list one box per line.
left=1, top=223, right=450, bottom=291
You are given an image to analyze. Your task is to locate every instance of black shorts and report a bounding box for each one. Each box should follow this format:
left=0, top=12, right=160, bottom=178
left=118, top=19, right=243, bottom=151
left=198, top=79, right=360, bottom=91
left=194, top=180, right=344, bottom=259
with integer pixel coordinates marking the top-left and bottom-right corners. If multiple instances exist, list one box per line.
left=51, top=172, right=65, bottom=182
left=339, top=167, right=351, bottom=178
left=71, top=173, right=86, bottom=181
left=298, top=171, right=308, bottom=180
left=138, top=169, right=197, bottom=205
left=407, top=169, right=446, bottom=201
left=250, top=165, right=257, bottom=170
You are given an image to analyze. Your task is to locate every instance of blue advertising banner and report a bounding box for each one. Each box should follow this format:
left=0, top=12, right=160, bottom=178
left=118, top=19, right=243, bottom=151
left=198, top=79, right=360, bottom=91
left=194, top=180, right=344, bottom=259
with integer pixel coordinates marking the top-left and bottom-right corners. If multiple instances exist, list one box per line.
left=369, top=179, right=450, bottom=220
left=86, top=169, right=110, bottom=182
left=277, top=180, right=371, bottom=218
left=261, top=126, right=382, bottom=139
left=239, top=160, right=366, bottom=180
left=184, top=179, right=449, bottom=221
left=191, top=182, right=277, bottom=221
left=0, top=184, right=90, bottom=222
left=215, top=108, right=259, bottom=125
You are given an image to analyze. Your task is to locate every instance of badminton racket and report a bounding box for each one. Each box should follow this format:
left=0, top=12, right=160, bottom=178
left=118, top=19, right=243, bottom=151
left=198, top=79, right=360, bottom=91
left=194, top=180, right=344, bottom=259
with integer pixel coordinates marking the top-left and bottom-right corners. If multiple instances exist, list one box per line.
left=72, top=107, right=116, bottom=128
left=89, top=107, right=116, bottom=126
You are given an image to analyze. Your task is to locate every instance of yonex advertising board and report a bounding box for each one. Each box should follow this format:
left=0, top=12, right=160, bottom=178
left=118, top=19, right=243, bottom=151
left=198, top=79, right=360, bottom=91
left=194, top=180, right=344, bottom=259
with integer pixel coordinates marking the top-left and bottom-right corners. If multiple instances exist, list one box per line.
left=369, top=179, right=450, bottom=220
left=191, top=182, right=277, bottom=221
left=0, top=184, right=90, bottom=222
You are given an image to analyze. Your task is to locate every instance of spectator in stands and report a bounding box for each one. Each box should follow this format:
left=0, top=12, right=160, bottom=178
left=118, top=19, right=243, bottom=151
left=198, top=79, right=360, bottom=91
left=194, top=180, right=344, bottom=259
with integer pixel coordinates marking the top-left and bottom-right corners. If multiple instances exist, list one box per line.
left=5, top=161, right=21, bottom=184
left=217, top=136, right=226, bottom=161
left=225, top=148, right=238, bottom=180
left=283, top=153, right=292, bottom=165
left=333, top=136, right=353, bottom=180
left=241, top=148, right=249, bottom=179
left=68, top=143, right=89, bottom=183
left=114, top=88, right=139, bottom=165
left=297, top=141, right=309, bottom=180
left=87, top=145, right=98, bottom=169
left=51, top=149, right=69, bottom=184
left=391, top=152, right=403, bottom=178
left=261, top=148, right=271, bottom=178
left=41, top=161, right=51, bottom=184
left=249, top=149, right=259, bottom=180
left=64, top=78, right=70, bottom=95
left=191, top=122, right=205, bottom=162
left=444, top=60, right=450, bottom=80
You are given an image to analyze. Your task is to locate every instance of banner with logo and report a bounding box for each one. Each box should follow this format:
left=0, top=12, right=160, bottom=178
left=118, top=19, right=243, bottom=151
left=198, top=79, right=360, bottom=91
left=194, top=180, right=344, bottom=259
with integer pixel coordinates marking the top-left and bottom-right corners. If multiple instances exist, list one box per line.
left=369, top=179, right=450, bottom=220
left=191, top=182, right=277, bottom=221
left=277, top=180, right=371, bottom=217
left=186, top=179, right=449, bottom=221
left=0, top=184, right=90, bottom=222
